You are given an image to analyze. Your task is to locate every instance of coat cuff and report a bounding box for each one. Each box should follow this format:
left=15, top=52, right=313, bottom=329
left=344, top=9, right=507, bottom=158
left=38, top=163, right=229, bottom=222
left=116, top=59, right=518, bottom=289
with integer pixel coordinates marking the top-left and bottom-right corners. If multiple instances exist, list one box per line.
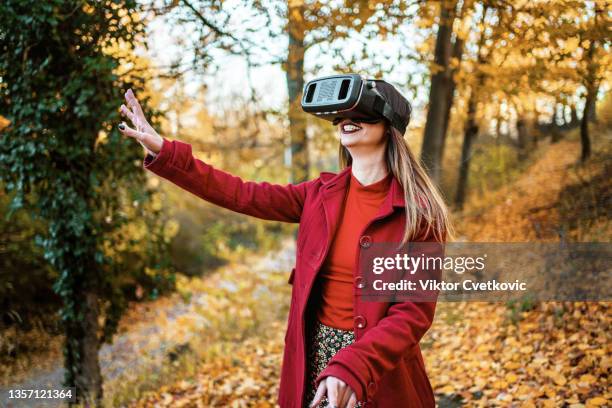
left=314, top=362, right=367, bottom=403
left=143, top=137, right=173, bottom=173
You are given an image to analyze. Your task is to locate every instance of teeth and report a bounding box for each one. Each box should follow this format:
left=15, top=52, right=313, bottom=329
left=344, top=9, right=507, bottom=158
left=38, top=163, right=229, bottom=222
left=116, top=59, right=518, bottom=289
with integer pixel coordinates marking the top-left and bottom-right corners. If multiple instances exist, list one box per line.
left=343, top=124, right=361, bottom=132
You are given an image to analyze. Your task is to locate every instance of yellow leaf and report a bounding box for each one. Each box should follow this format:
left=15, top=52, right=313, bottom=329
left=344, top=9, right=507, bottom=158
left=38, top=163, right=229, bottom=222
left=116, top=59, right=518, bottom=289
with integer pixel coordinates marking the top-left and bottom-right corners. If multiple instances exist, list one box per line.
left=505, top=373, right=519, bottom=383
left=517, top=384, right=533, bottom=395
left=578, top=374, right=597, bottom=385
left=438, top=384, right=455, bottom=393
left=586, top=397, right=608, bottom=407
left=474, top=377, right=487, bottom=388
left=505, top=361, right=522, bottom=370
left=564, top=37, right=580, bottom=53
left=552, top=372, right=567, bottom=386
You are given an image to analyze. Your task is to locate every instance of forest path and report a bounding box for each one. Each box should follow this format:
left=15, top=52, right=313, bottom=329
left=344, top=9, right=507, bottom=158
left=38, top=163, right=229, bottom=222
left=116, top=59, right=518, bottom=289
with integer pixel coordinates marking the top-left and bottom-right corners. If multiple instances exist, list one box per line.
left=0, top=238, right=296, bottom=408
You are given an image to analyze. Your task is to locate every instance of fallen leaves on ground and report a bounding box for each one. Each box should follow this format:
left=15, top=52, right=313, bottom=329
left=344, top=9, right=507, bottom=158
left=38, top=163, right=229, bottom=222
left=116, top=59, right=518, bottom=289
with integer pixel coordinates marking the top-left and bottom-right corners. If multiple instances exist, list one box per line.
left=128, top=324, right=285, bottom=408
left=424, top=301, right=610, bottom=407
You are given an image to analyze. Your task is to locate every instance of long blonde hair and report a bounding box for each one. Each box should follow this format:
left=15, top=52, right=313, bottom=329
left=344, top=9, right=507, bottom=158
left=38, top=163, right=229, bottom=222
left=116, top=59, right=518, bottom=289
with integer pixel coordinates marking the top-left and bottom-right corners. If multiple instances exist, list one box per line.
left=339, top=123, right=455, bottom=246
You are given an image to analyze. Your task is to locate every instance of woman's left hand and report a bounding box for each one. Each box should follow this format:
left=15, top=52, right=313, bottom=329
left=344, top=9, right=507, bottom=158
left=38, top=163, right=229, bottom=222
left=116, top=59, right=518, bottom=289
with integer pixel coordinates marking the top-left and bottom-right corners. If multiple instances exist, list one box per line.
left=309, top=376, right=358, bottom=408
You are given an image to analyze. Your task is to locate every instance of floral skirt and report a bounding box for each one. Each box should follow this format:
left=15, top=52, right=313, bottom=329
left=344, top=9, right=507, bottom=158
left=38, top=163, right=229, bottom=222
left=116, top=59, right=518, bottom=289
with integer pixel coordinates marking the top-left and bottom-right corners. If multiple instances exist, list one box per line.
left=303, top=319, right=364, bottom=408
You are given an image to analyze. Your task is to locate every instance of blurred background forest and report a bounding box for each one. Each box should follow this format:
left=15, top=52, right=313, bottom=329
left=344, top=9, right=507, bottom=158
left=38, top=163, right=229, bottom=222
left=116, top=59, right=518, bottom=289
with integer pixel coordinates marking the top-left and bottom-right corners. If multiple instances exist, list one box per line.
left=0, top=0, right=610, bottom=407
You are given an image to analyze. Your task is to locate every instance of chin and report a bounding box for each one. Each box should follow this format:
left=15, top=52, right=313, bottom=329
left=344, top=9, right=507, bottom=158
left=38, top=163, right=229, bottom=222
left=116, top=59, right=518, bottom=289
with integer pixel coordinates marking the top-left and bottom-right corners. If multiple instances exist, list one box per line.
left=339, top=131, right=365, bottom=147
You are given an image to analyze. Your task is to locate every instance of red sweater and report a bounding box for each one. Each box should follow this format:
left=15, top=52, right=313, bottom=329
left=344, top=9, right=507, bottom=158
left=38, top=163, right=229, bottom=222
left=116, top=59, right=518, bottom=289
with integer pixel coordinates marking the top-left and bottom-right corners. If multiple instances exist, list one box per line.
left=315, top=170, right=392, bottom=330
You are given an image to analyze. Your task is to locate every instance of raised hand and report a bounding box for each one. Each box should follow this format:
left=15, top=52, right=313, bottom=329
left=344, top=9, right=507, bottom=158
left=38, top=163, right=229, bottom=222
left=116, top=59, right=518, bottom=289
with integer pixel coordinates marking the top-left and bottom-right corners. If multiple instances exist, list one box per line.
left=118, top=88, right=163, bottom=156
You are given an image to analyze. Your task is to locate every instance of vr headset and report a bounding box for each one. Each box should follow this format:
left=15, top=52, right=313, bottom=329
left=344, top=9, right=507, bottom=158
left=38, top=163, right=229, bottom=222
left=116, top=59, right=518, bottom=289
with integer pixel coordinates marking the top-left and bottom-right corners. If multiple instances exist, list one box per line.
left=300, top=73, right=409, bottom=134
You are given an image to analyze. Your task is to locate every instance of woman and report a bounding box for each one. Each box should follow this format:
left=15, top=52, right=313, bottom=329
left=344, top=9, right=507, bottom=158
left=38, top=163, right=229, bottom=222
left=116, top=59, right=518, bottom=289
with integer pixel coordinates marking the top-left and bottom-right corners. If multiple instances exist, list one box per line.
left=118, top=80, right=453, bottom=408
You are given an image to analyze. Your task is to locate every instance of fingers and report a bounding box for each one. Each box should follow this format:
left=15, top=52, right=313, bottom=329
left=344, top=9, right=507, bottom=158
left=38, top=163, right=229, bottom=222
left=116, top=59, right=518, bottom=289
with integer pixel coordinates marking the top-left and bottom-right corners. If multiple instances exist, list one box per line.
left=309, top=380, right=326, bottom=408
left=120, top=102, right=146, bottom=133
left=337, top=384, right=350, bottom=408
left=120, top=104, right=137, bottom=126
left=118, top=121, right=149, bottom=143
left=324, top=377, right=352, bottom=408
left=347, top=392, right=357, bottom=408
left=327, top=376, right=349, bottom=408
left=326, top=377, right=338, bottom=407
left=120, top=91, right=156, bottom=139
left=125, top=88, right=145, bottom=118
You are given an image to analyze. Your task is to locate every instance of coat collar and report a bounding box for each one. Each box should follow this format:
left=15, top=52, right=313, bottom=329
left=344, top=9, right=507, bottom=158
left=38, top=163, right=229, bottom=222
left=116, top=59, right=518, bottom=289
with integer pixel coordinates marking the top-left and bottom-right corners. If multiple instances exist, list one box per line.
left=320, top=165, right=405, bottom=209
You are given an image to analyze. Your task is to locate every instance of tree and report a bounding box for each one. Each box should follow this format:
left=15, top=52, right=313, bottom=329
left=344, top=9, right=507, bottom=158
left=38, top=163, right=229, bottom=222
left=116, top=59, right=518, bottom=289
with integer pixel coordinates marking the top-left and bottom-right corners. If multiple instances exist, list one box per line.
left=420, top=0, right=462, bottom=184
left=0, top=1, right=167, bottom=405
left=455, top=3, right=492, bottom=209
left=577, top=2, right=606, bottom=162
left=285, top=0, right=309, bottom=182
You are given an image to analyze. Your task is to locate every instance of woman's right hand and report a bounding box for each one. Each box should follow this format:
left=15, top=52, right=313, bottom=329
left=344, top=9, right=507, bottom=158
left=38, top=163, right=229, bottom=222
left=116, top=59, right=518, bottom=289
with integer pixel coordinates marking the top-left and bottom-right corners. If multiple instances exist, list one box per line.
left=118, top=88, right=164, bottom=155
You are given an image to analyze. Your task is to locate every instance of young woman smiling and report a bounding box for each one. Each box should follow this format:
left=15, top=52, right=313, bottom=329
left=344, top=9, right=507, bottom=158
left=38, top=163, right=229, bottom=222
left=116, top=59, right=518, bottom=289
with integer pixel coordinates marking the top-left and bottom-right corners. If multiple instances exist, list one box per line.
left=118, top=80, right=453, bottom=408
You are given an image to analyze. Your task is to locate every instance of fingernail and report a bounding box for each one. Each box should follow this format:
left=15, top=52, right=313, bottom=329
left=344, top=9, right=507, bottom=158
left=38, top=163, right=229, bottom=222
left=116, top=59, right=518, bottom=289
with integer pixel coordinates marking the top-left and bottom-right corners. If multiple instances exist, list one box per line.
left=118, top=123, right=125, bottom=130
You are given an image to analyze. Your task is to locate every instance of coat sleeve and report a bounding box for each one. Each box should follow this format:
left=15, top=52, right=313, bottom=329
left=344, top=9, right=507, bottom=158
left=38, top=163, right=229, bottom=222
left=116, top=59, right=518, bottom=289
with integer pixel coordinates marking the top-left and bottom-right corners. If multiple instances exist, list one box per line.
left=143, top=137, right=311, bottom=223
left=314, top=225, right=446, bottom=402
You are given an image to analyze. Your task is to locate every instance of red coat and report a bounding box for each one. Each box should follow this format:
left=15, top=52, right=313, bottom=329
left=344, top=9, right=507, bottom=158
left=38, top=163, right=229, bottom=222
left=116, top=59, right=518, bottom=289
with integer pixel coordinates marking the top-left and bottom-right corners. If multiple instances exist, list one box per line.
left=144, top=137, right=441, bottom=408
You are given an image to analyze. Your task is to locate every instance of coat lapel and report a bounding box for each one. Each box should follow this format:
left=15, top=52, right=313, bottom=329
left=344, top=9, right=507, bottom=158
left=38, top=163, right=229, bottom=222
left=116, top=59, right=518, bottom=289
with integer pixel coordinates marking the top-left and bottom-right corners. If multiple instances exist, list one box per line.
left=320, top=166, right=352, bottom=247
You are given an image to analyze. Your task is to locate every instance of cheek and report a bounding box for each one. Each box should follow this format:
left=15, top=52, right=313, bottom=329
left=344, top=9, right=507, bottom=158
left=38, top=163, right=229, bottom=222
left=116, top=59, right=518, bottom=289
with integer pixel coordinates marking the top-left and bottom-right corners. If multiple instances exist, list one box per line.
left=364, top=127, right=387, bottom=143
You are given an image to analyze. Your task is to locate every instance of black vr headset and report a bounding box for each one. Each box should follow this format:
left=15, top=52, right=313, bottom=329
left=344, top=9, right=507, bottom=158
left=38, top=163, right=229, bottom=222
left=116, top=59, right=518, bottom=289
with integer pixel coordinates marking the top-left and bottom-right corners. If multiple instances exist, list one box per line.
left=300, top=73, right=409, bottom=134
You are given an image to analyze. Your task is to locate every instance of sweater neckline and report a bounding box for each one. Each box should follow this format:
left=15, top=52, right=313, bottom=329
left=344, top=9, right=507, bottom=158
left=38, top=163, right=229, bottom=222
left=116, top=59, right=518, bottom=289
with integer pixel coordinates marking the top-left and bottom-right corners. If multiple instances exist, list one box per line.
left=349, top=170, right=392, bottom=194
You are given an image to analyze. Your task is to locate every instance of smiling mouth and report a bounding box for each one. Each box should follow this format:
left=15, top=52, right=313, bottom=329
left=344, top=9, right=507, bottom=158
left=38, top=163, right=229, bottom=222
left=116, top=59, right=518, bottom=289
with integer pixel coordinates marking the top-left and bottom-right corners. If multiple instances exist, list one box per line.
left=340, top=121, right=362, bottom=134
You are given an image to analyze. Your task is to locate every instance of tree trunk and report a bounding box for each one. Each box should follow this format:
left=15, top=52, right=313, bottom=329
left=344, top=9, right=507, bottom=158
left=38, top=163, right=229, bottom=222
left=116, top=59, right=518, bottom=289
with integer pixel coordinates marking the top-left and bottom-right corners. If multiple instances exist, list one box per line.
left=531, top=117, right=538, bottom=148
left=455, top=91, right=478, bottom=209
left=60, top=211, right=103, bottom=408
left=581, top=82, right=596, bottom=162
left=531, top=100, right=539, bottom=147
left=581, top=36, right=599, bottom=162
left=285, top=5, right=309, bottom=183
left=420, top=1, right=457, bottom=184
left=65, top=289, right=102, bottom=407
left=454, top=3, right=489, bottom=209
left=580, top=103, right=592, bottom=162
left=495, top=109, right=502, bottom=145
left=440, top=0, right=470, bottom=159
left=570, top=103, right=579, bottom=127
left=550, top=100, right=562, bottom=143
left=516, top=117, right=529, bottom=161
left=81, top=291, right=103, bottom=406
